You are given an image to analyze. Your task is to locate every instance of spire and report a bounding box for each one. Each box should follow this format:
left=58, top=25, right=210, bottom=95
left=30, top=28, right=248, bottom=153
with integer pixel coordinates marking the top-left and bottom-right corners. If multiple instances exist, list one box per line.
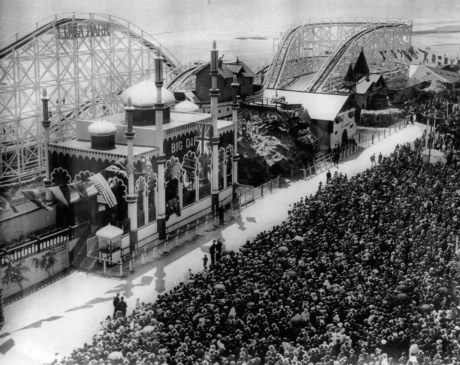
left=353, top=49, right=370, bottom=81
left=344, top=63, right=356, bottom=89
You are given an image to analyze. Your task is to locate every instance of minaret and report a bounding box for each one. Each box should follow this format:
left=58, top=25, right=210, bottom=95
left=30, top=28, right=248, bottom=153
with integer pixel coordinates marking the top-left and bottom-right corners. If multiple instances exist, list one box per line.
left=41, top=88, right=51, bottom=199
left=210, top=41, right=220, bottom=211
left=124, top=97, right=138, bottom=253
left=231, top=74, right=240, bottom=185
left=155, top=51, right=167, bottom=240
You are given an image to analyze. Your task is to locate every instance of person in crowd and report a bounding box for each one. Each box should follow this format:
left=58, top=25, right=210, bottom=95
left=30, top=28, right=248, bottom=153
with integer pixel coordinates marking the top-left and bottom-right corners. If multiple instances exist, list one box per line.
left=202, top=254, right=208, bottom=269
left=209, top=240, right=216, bottom=267
left=117, top=296, right=127, bottom=317
left=112, top=292, right=120, bottom=318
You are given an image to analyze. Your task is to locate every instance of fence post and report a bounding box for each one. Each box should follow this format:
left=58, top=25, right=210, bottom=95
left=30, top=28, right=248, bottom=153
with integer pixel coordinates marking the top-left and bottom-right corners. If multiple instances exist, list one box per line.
left=270, top=180, right=273, bottom=193
left=103, top=260, right=106, bottom=273
left=261, top=184, right=264, bottom=198
left=384, top=129, right=386, bottom=138
left=175, top=233, right=179, bottom=247
left=141, top=253, right=145, bottom=265
left=195, top=221, right=198, bottom=236
left=153, top=245, right=157, bottom=259
left=129, top=259, right=133, bottom=272
left=164, top=235, right=168, bottom=252
left=185, top=224, right=189, bottom=242
left=119, top=259, right=123, bottom=277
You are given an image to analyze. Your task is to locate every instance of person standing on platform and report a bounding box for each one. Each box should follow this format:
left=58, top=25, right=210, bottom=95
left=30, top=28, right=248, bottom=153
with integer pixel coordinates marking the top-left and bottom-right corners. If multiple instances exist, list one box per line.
left=112, top=293, right=120, bottom=318
left=118, top=297, right=127, bottom=317
left=326, top=170, right=331, bottom=183
left=209, top=241, right=216, bottom=267
left=202, top=254, right=208, bottom=269
left=378, top=152, right=383, bottom=164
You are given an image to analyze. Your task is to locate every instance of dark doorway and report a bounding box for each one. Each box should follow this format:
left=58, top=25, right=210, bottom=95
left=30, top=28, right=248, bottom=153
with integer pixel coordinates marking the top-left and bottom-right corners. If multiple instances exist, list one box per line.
left=342, top=129, right=348, bottom=146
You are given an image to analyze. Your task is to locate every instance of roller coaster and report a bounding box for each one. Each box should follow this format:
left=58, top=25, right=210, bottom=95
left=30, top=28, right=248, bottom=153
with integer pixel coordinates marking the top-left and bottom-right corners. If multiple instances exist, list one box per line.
left=260, top=18, right=413, bottom=92
left=0, top=15, right=413, bottom=187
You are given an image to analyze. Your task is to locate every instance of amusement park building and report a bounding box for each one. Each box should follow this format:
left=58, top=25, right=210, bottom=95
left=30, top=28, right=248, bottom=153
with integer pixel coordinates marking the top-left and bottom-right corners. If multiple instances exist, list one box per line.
left=263, top=89, right=359, bottom=151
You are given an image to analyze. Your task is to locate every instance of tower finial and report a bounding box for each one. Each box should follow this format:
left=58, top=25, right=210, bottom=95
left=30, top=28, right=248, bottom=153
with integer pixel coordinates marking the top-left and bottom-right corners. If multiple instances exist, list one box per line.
left=213, top=40, right=216, bottom=49
left=127, top=97, right=132, bottom=107
left=42, top=88, right=47, bottom=97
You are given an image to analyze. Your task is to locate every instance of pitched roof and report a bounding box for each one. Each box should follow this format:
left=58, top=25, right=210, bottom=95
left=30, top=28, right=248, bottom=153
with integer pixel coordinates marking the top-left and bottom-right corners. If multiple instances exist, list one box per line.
left=192, top=60, right=255, bottom=79
left=355, top=74, right=385, bottom=94
left=263, top=89, right=350, bottom=121
left=414, top=65, right=460, bottom=84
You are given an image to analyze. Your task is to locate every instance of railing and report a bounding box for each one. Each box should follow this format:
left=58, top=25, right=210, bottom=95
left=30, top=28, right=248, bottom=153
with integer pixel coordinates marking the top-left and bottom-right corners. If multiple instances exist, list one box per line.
left=356, top=119, right=407, bottom=149
left=1, top=221, right=90, bottom=266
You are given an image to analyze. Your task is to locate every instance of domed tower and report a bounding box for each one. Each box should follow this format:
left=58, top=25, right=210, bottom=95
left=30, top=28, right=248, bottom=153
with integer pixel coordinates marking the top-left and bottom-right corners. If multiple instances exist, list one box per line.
left=121, top=79, right=175, bottom=126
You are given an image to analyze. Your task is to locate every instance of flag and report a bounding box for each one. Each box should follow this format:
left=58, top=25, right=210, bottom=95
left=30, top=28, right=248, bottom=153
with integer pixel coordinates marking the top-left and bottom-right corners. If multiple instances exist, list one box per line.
left=103, top=158, right=133, bottom=180
left=88, top=173, right=118, bottom=208
left=21, top=189, right=52, bottom=211
left=48, top=186, right=69, bottom=206
left=74, top=181, right=89, bottom=200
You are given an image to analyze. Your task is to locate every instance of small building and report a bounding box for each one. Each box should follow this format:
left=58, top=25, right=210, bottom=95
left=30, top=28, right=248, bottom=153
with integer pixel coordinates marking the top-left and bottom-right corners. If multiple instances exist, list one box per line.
left=385, top=78, right=425, bottom=104
left=354, top=74, right=387, bottom=110
left=185, top=58, right=256, bottom=118
left=263, top=89, right=359, bottom=151
left=410, top=64, right=460, bottom=92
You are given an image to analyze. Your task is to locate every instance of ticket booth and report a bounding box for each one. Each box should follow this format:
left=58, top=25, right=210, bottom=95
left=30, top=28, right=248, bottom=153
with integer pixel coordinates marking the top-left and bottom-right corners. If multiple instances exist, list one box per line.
left=96, top=224, right=123, bottom=264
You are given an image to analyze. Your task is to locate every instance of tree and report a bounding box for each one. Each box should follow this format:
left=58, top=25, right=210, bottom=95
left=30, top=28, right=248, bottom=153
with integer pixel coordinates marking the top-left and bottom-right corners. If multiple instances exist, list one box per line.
left=2, top=260, right=30, bottom=292
left=32, top=250, right=57, bottom=278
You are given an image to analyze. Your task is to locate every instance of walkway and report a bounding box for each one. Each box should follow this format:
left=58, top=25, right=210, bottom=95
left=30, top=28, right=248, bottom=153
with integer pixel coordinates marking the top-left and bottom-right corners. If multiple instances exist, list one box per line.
left=0, top=123, right=425, bottom=365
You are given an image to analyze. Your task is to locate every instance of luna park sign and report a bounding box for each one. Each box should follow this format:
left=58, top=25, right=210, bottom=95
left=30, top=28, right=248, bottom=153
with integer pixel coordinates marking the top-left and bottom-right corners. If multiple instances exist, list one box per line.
left=57, top=23, right=110, bottom=39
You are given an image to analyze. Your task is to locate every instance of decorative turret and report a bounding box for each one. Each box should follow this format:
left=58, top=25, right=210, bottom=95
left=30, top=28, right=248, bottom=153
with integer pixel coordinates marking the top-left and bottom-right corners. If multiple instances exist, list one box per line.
left=88, top=120, right=117, bottom=150
left=231, top=74, right=240, bottom=185
left=210, top=41, right=220, bottom=211
left=120, top=79, right=174, bottom=126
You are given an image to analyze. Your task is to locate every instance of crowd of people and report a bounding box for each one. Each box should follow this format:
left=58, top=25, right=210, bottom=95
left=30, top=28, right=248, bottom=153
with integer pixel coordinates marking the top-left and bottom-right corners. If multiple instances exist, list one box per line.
left=54, top=136, right=460, bottom=364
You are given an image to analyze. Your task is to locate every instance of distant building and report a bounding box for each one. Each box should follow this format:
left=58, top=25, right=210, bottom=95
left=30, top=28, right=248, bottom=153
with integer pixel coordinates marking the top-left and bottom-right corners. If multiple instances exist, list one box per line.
left=410, top=64, right=460, bottom=92
left=354, top=74, right=387, bottom=110
left=176, top=58, right=257, bottom=118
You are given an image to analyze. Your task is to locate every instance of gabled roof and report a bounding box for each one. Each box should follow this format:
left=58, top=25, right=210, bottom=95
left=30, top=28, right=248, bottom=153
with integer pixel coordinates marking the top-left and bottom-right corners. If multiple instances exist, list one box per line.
left=192, top=60, right=256, bottom=79
left=263, top=89, right=351, bottom=121
left=355, top=74, right=385, bottom=94
left=413, top=65, right=460, bottom=84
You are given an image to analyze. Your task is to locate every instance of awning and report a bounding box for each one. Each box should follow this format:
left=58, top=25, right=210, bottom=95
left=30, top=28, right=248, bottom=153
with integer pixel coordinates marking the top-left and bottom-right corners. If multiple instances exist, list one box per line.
left=96, top=223, right=124, bottom=240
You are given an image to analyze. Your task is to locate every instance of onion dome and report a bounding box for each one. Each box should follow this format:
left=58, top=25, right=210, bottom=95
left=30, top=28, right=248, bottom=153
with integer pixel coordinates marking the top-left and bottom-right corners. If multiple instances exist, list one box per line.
left=88, top=120, right=117, bottom=135
left=121, top=79, right=175, bottom=108
left=174, top=100, right=199, bottom=112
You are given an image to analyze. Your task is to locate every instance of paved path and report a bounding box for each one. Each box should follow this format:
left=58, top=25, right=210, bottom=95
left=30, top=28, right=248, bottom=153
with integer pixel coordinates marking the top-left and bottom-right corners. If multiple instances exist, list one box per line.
left=0, top=122, right=425, bottom=365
